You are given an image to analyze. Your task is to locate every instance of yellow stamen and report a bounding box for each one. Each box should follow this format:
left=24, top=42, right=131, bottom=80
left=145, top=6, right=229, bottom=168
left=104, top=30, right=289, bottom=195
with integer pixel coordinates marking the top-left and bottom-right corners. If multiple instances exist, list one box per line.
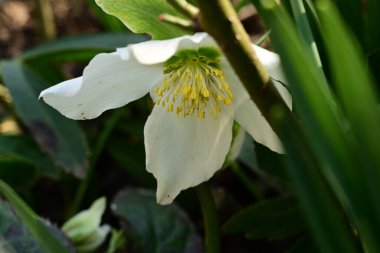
left=155, top=48, right=234, bottom=120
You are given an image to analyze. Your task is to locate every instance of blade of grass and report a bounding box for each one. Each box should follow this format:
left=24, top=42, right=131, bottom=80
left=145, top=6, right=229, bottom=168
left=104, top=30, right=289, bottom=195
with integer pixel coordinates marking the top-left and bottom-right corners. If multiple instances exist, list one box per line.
left=0, top=180, right=70, bottom=253
left=257, top=0, right=361, bottom=204
left=272, top=108, right=359, bottom=253
left=330, top=0, right=364, bottom=47
left=289, top=0, right=322, bottom=70
left=316, top=1, right=380, bottom=251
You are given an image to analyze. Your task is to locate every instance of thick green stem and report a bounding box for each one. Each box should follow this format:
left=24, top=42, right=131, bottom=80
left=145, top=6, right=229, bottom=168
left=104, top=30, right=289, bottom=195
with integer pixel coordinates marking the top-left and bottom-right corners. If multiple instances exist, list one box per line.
left=167, top=0, right=199, bottom=19
left=196, top=183, right=220, bottom=253
left=195, top=0, right=291, bottom=126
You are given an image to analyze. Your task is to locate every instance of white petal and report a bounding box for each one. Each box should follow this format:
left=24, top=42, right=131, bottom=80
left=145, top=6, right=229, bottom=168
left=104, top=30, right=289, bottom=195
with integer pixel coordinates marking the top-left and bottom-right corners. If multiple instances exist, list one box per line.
left=129, top=32, right=216, bottom=65
left=144, top=106, right=234, bottom=205
left=40, top=52, right=163, bottom=120
left=252, top=45, right=292, bottom=108
left=220, top=49, right=288, bottom=153
left=226, top=127, right=246, bottom=162
left=235, top=98, right=284, bottom=153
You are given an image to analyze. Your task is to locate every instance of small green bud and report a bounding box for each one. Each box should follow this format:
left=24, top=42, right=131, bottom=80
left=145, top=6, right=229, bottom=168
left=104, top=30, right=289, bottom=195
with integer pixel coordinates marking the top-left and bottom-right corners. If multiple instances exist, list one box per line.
left=62, top=197, right=110, bottom=253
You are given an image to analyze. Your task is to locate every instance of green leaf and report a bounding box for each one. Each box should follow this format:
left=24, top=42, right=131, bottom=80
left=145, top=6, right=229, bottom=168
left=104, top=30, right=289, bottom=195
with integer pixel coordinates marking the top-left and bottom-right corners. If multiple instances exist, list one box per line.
left=330, top=0, right=364, bottom=47
left=95, top=0, right=190, bottom=39
left=316, top=1, right=380, bottom=251
left=1, top=60, right=88, bottom=178
left=112, top=188, right=202, bottom=253
left=255, top=1, right=361, bottom=252
left=106, top=229, right=126, bottom=253
left=223, top=197, right=306, bottom=239
left=22, top=33, right=147, bottom=62
left=86, top=0, right=128, bottom=32
left=0, top=156, right=37, bottom=188
left=0, top=180, right=71, bottom=253
left=0, top=135, right=58, bottom=178
left=0, top=200, right=43, bottom=253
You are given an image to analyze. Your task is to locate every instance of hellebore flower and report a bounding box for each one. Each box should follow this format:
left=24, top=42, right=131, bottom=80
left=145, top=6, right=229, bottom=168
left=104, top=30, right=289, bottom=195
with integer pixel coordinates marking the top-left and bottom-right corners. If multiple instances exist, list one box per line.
left=39, top=33, right=291, bottom=205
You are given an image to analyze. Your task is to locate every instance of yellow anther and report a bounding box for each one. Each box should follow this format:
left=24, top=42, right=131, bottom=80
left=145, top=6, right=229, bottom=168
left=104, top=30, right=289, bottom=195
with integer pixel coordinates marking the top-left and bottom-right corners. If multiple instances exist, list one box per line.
left=190, top=90, right=197, bottom=99
left=158, top=48, right=234, bottom=120
left=202, top=88, right=210, bottom=97
left=224, top=98, right=231, bottom=105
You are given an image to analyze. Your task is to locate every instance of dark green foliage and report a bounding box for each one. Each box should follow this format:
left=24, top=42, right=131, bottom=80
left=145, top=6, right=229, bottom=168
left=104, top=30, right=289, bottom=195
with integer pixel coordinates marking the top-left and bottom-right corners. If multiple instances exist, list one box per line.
left=112, top=188, right=202, bottom=253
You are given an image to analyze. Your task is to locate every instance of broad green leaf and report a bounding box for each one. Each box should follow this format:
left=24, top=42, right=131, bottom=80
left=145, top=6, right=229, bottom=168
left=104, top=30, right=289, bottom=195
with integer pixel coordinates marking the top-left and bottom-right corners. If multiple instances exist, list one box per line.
left=22, top=33, right=147, bottom=62
left=95, top=0, right=190, bottom=39
left=1, top=61, right=88, bottom=178
left=223, top=197, right=306, bottom=239
left=0, top=156, right=37, bottom=188
left=112, top=188, right=202, bottom=253
left=0, top=200, right=43, bottom=253
left=0, top=135, right=58, bottom=178
left=0, top=180, right=71, bottom=253
left=86, top=0, right=128, bottom=32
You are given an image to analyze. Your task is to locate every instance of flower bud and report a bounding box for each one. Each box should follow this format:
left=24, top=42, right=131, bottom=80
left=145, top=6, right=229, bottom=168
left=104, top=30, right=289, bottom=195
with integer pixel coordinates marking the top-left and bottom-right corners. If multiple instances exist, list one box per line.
left=62, top=197, right=110, bottom=252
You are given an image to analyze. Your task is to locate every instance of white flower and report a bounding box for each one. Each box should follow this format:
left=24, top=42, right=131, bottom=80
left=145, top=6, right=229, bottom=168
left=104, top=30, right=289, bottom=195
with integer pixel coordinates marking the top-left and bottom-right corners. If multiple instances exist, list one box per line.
left=39, top=33, right=291, bottom=205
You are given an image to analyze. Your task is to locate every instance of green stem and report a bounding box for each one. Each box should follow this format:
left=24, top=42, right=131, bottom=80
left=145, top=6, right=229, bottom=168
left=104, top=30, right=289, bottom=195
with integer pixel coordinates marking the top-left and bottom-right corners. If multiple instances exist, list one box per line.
left=196, top=183, right=220, bottom=253
left=69, top=109, right=124, bottom=216
left=35, top=0, right=56, bottom=41
left=167, top=0, right=199, bottom=19
left=159, top=13, right=196, bottom=31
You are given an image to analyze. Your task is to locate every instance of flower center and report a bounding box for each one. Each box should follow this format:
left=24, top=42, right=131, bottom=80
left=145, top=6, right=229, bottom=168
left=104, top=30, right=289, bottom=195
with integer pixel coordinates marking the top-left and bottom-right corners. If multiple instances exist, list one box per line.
left=154, top=47, right=233, bottom=120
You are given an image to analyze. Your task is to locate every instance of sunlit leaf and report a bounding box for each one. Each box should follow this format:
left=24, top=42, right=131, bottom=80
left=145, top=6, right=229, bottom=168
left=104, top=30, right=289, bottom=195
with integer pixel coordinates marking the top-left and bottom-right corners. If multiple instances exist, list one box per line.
left=95, top=0, right=190, bottom=39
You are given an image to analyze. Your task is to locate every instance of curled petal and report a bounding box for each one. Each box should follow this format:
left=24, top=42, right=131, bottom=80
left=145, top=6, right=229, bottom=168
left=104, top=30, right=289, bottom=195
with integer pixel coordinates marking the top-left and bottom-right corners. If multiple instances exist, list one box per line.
left=40, top=52, right=163, bottom=120
left=234, top=99, right=284, bottom=153
left=129, top=32, right=216, bottom=65
left=223, top=59, right=284, bottom=153
left=144, top=106, right=234, bottom=205
left=252, top=45, right=292, bottom=108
